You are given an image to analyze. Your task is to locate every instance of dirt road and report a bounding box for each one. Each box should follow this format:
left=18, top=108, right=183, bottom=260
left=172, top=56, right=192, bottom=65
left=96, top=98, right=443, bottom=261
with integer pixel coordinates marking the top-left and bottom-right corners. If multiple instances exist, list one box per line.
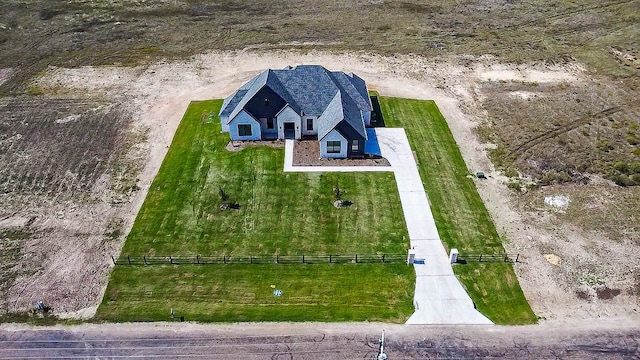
left=1, top=320, right=639, bottom=359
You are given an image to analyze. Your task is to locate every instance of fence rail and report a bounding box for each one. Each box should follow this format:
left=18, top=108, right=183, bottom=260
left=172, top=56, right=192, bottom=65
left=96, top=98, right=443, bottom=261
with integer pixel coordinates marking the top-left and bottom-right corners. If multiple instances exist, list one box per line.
left=112, top=254, right=407, bottom=266
left=456, top=253, right=520, bottom=263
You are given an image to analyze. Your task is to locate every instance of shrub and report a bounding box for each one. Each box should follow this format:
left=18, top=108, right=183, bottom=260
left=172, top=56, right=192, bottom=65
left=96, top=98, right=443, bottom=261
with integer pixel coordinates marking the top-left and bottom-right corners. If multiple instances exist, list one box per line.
left=26, top=86, right=44, bottom=96
left=613, top=161, right=628, bottom=173
left=629, top=162, right=640, bottom=174
left=503, top=167, right=519, bottom=178
left=506, top=179, right=521, bottom=191
left=597, top=140, right=613, bottom=152
left=627, top=134, right=639, bottom=145
left=540, top=171, right=572, bottom=186
left=612, top=174, right=636, bottom=187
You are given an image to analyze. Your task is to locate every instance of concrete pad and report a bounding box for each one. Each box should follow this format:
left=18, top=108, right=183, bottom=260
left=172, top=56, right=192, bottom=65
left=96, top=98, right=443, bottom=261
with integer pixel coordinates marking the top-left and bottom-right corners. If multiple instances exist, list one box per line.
left=414, top=275, right=475, bottom=301
left=414, top=261, right=454, bottom=276
left=407, top=300, right=493, bottom=325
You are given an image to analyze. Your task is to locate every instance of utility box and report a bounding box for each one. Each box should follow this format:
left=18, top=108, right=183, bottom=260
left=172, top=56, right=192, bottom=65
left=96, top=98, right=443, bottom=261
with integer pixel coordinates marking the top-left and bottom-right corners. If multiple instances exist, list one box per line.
left=450, top=248, right=459, bottom=264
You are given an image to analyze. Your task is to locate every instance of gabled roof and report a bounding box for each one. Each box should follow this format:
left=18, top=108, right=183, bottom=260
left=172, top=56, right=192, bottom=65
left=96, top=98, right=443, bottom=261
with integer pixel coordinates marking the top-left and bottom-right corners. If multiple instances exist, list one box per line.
left=317, top=92, right=344, bottom=140
left=219, top=65, right=370, bottom=139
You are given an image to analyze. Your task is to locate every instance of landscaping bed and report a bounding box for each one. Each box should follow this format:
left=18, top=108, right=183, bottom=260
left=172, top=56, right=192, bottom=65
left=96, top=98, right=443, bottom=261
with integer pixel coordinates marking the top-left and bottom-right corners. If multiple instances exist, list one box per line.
left=293, top=140, right=390, bottom=167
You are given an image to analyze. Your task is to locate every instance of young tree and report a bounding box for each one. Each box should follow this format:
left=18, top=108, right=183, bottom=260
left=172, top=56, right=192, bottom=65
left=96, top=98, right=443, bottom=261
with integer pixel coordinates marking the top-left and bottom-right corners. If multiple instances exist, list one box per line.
left=333, top=182, right=342, bottom=201
left=219, top=187, right=229, bottom=203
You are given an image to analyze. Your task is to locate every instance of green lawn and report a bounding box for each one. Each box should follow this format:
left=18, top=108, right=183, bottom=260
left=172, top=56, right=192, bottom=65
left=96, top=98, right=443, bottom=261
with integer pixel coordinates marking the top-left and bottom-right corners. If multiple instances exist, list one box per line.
left=96, top=100, right=414, bottom=323
left=97, top=264, right=413, bottom=323
left=380, top=97, right=537, bottom=324
left=98, top=97, right=536, bottom=324
left=122, top=101, right=407, bottom=256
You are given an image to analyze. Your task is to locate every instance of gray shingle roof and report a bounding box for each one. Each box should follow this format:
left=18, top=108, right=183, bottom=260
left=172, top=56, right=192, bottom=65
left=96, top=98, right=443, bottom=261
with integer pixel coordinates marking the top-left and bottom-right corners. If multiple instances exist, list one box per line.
left=219, top=65, right=369, bottom=139
left=317, top=92, right=344, bottom=139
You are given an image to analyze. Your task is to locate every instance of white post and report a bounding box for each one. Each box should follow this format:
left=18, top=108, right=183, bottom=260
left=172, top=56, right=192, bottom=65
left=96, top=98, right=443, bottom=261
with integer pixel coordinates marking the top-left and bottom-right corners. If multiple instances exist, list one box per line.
left=449, top=248, right=459, bottom=264
left=407, top=249, right=416, bottom=264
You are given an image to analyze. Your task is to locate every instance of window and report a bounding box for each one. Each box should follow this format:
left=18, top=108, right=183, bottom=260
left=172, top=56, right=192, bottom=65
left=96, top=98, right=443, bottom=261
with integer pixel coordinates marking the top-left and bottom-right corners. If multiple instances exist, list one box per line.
left=238, top=124, right=252, bottom=136
left=352, top=139, right=359, bottom=152
left=306, top=118, right=313, bottom=131
left=267, top=118, right=274, bottom=129
left=327, top=140, right=341, bottom=153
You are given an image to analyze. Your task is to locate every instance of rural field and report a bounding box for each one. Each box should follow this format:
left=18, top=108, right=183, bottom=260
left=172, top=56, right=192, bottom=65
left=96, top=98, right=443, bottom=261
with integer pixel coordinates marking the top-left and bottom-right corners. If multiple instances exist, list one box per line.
left=0, top=0, right=638, bottom=326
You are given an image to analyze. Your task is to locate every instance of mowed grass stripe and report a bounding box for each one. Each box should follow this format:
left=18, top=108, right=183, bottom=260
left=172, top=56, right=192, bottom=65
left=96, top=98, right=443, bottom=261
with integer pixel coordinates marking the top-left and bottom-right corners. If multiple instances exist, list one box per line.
left=98, top=264, right=413, bottom=323
left=380, top=97, right=536, bottom=324
left=97, top=99, right=413, bottom=323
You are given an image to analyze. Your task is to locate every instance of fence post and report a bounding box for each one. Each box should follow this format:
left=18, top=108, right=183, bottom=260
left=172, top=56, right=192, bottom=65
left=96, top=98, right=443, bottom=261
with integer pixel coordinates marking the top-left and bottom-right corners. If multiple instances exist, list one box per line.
left=382, top=254, right=385, bottom=263
left=355, top=254, right=358, bottom=263
left=127, top=255, right=131, bottom=265
left=111, top=255, right=116, bottom=265
left=515, top=254, right=520, bottom=262
left=276, top=254, right=279, bottom=264
left=250, top=256, right=253, bottom=264
left=329, top=255, right=332, bottom=264
left=223, top=255, right=226, bottom=264
left=479, top=254, right=483, bottom=262
left=196, top=255, right=200, bottom=264
left=169, top=256, right=173, bottom=264
left=144, top=255, right=148, bottom=265
left=302, top=255, right=305, bottom=264
left=504, top=253, right=508, bottom=262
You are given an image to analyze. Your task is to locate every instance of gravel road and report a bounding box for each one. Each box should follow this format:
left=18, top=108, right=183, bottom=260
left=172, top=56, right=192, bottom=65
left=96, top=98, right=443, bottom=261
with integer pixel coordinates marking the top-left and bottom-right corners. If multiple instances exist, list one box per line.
left=1, top=320, right=639, bottom=359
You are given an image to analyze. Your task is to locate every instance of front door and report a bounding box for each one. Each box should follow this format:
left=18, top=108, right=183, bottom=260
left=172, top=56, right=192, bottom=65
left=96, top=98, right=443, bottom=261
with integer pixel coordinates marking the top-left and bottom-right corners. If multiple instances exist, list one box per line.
left=284, top=122, right=295, bottom=139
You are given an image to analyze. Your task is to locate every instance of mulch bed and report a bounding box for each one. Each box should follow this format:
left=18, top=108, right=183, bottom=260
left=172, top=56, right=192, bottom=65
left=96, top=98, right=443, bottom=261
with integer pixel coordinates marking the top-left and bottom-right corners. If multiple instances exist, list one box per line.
left=293, top=140, right=390, bottom=167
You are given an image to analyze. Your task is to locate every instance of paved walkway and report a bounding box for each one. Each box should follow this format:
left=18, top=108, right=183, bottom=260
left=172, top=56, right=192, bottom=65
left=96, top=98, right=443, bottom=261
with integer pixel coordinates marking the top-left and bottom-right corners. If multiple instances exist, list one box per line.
left=284, top=130, right=493, bottom=325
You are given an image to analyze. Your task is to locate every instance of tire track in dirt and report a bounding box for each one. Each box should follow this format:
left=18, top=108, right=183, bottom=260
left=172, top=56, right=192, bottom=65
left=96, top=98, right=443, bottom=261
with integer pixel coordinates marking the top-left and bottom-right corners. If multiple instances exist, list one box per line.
left=510, top=104, right=629, bottom=160
left=500, top=0, right=638, bottom=30
left=469, top=0, right=640, bottom=55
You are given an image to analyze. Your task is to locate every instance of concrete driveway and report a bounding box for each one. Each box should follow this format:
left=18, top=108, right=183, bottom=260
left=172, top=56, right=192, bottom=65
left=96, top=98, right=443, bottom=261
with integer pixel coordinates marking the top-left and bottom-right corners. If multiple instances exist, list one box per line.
left=375, top=128, right=492, bottom=325
left=284, top=129, right=493, bottom=325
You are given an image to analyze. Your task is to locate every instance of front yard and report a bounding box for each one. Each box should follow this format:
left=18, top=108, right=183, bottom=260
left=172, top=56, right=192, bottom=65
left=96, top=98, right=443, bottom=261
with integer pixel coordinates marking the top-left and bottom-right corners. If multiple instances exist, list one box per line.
left=97, top=97, right=536, bottom=324
left=96, top=100, right=415, bottom=323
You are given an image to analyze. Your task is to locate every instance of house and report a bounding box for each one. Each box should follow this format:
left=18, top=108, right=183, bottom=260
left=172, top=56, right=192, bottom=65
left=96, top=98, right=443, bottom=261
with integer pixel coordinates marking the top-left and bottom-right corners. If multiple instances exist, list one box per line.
left=219, top=65, right=373, bottom=158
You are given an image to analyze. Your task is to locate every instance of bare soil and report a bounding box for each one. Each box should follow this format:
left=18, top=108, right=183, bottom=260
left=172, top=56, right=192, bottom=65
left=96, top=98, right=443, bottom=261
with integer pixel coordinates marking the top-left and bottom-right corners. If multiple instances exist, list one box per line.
left=0, top=48, right=637, bottom=324
left=292, top=140, right=390, bottom=167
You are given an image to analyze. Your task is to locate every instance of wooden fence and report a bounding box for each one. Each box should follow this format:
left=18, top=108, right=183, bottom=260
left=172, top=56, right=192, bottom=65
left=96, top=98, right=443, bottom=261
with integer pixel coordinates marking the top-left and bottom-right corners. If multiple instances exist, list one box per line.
left=112, top=254, right=407, bottom=266
left=456, top=253, right=520, bottom=263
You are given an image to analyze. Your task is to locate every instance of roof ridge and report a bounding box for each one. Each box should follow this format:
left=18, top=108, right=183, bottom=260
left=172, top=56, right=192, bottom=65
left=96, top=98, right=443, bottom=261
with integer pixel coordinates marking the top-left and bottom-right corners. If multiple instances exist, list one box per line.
left=269, top=70, right=300, bottom=112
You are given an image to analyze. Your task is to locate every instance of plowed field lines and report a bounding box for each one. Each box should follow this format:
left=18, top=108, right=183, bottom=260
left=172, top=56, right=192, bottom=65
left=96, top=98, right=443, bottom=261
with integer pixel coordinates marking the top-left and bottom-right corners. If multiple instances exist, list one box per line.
left=0, top=98, right=126, bottom=200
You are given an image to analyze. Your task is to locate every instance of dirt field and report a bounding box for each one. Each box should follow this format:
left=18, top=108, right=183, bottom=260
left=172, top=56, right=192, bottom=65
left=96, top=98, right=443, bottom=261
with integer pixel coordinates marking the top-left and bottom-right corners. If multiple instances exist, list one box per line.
left=0, top=0, right=638, bottom=325
left=0, top=50, right=629, bottom=322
